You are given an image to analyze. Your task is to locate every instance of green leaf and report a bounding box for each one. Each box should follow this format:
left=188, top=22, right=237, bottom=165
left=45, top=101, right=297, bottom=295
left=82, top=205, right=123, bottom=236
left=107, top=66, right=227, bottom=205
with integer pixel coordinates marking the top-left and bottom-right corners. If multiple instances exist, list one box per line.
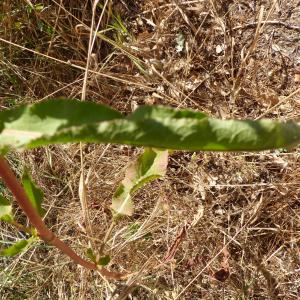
left=86, top=248, right=97, bottom=263
left=0, top=195, right=13, bottom=223
left=0, top=238, right=34, bottom=257
left=111, top=148, right=168, bottom=216
left=86, top=248, right=110, bottom=266
left=0, top=99, right=300, bottom=154
left=22, top=170, right=45, bottom=217
left=98, top=255, right=111, bottom=266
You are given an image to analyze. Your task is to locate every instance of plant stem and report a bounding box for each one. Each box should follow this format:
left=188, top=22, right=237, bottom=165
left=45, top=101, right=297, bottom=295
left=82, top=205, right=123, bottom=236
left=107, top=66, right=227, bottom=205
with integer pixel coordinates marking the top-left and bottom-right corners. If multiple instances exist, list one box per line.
left=0, top=156, right=124, bottom=279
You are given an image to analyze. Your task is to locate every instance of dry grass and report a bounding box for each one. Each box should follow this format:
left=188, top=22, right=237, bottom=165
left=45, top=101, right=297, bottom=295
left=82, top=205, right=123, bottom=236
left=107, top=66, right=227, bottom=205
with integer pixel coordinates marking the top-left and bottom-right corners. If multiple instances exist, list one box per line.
left=1, top=0, right=300, bottom=299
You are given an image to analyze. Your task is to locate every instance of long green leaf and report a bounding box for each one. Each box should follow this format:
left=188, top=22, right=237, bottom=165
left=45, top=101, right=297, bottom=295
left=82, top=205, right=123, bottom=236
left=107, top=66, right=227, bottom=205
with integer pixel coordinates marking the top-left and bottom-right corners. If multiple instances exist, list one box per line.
left=112, top=148, right=168, bottom=216
left=0, top=99, right=300, bottom=153
left=0, top=195, right=13, bottom=222
left=22, top=170, right=45, bottom=217
left=0, top=238, right=35, bottom=257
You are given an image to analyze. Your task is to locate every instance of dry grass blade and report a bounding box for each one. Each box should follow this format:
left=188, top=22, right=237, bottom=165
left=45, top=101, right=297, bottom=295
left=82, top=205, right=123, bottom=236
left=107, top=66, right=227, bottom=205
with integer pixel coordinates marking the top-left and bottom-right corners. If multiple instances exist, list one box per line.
left=1, top=0, right=300, bottom=298
left=0, top=37, right=148, bottom=88
left=23, top=0, right=33, bottom=9
left=78, top=171, right=94, bottom=244
left=231, top=0, right=278, bottom=103
left=256, top=86, right=300, bottom=119
left=78, top=0, right=106, bottom=248
left=232, top=20, right=300, bottom=33
left=175, top=215, right=254, bottom=299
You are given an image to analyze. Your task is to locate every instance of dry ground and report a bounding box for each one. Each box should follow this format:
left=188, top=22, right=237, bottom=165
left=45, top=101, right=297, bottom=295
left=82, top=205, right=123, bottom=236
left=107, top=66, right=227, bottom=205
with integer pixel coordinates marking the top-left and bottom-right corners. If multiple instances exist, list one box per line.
left=0, top=0, right=300, bottom=299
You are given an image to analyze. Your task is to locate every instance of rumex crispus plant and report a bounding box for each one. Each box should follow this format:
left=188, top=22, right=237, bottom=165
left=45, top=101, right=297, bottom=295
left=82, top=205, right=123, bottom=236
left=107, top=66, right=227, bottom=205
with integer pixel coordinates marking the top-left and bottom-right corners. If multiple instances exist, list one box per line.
left=0, top=99, right=299, bottom=279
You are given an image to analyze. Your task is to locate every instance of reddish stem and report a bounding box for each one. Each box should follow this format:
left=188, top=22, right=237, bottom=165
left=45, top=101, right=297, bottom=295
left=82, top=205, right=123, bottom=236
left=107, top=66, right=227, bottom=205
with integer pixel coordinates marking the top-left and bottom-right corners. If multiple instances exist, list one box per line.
left=0, top=156, right=123, bottom=280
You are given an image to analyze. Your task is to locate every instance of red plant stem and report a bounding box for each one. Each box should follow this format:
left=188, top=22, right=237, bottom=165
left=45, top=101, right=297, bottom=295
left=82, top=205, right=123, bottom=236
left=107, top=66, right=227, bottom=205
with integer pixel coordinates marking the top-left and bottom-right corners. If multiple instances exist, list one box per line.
left=0, top=156, right=123, bottom=279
